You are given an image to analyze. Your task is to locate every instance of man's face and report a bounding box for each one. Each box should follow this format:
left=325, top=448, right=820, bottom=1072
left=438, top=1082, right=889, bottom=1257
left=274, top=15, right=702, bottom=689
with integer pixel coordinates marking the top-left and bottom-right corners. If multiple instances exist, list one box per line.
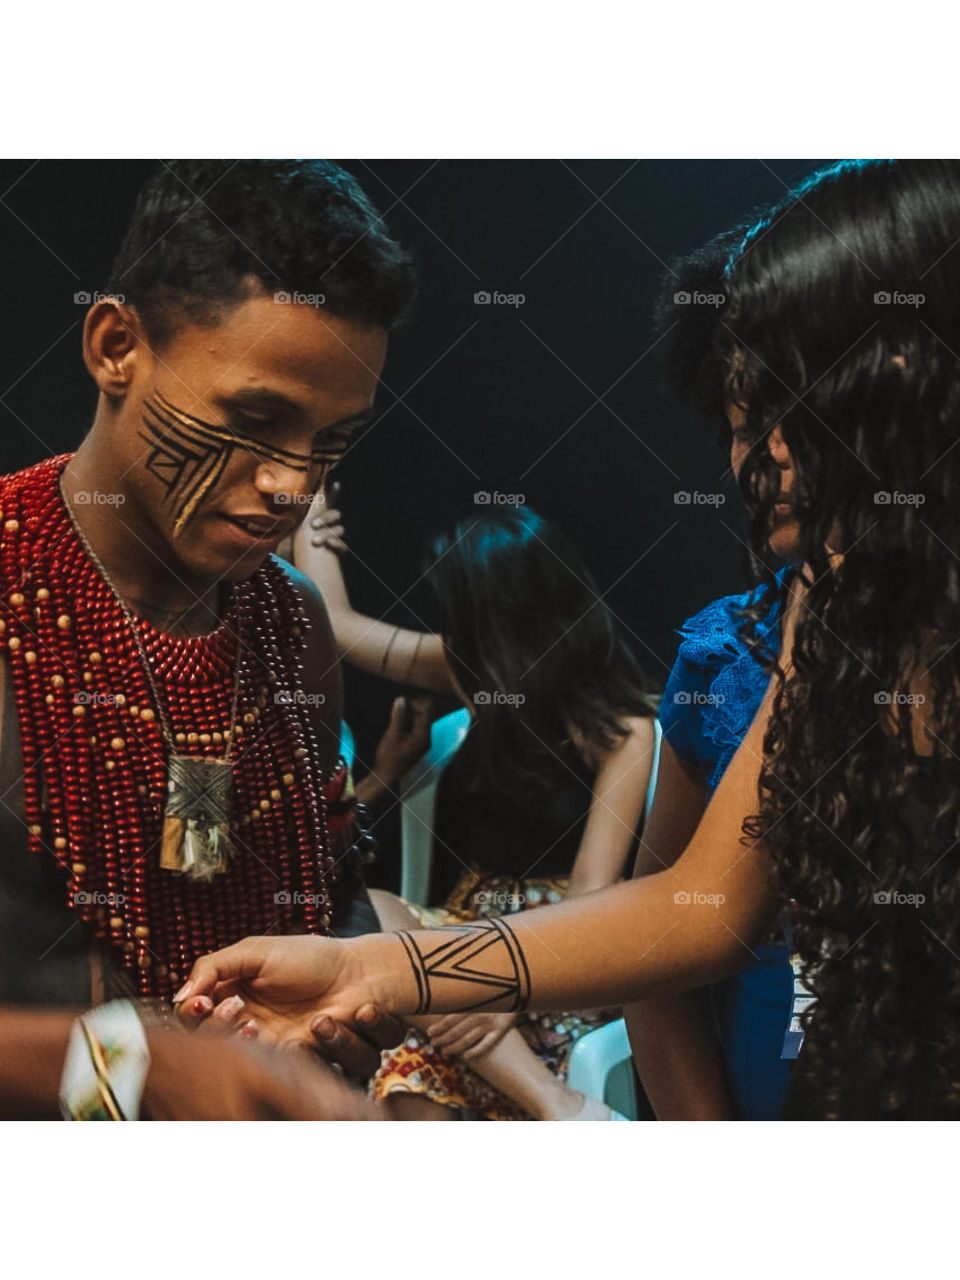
left=108, top=294, right=387, bottom=585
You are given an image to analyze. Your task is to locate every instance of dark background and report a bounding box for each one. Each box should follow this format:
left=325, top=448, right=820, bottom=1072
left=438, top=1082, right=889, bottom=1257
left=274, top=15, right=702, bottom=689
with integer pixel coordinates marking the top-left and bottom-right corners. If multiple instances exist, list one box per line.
left=0, top=159, right=826, bottom=867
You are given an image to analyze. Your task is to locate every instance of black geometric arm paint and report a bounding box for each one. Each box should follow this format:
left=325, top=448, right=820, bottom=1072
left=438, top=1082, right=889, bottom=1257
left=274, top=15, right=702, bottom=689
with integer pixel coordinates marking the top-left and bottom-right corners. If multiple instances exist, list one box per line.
left=395, top=919, right=531, bottom=1015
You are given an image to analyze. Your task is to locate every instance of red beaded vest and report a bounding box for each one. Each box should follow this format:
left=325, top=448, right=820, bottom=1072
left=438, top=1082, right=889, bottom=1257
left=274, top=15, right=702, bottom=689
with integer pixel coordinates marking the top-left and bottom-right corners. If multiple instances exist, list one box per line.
left=0, top=454, right=352, bottom=1000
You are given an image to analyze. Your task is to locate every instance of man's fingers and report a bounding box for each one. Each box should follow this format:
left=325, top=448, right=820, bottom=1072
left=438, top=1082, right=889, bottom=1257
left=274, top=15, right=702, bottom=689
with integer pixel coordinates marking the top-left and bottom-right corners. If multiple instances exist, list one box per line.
left=309, top=1017, right=383, bottom=1079
left=353, top=1004, right=406, bottom=1051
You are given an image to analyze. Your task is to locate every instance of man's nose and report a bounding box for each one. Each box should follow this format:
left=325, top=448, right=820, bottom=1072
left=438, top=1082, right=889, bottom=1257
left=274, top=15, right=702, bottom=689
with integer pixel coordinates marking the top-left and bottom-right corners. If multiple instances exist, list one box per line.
left=253, top=461, right=310, bottom=506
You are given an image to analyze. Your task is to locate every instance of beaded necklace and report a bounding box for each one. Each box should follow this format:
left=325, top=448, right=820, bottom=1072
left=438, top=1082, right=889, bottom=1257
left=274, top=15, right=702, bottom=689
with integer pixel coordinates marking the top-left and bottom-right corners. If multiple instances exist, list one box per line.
left=0, top=454, right=346, bottom=1000
left=61, top=474, right=244, bottom=882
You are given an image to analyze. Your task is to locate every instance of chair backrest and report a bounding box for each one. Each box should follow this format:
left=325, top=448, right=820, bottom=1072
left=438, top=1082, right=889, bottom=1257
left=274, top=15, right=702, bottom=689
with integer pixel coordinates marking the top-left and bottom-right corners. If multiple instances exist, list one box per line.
left=398, top=713, right=663, bottom=908
left=399, top=707, right=472, bottom=905
left=339, top=720, right=356, bottom=772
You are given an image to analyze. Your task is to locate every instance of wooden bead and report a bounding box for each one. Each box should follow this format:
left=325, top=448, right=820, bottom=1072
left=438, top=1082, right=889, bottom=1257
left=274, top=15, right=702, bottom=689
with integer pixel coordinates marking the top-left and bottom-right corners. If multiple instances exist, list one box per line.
left=9, top=592, right=24, bottom=607
left=8, top=636, right=20, bottom=651
left=72, top=704, right=86, bottom=718
left=89, top=652, right=102, bottom=665
left=50, top=674, right=64, bottom=688
left=35, top=587, right=50, bottom=601
left=56, top=614, right=71, bottom=630
left=110, top=737, right=124, bottom=751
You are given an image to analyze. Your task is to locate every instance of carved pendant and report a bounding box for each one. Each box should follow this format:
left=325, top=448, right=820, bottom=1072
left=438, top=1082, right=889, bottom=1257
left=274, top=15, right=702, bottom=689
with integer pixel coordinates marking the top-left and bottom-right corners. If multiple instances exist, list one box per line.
left=158, top=755, right=234, bottom=882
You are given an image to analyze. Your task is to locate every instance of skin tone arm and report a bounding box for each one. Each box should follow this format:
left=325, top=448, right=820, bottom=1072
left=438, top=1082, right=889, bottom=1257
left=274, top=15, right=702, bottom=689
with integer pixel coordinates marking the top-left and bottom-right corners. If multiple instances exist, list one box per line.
left=565, top=715, right=656, bottom=897
left=289, top=488, right=453, bottom=694
left=624, top=741, right=738, bottom=1119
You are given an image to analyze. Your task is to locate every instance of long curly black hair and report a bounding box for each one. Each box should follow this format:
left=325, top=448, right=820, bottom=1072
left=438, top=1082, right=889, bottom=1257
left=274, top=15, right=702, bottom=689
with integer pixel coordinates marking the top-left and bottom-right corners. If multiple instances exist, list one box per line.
left=664, top=159, right=960, bottom=1119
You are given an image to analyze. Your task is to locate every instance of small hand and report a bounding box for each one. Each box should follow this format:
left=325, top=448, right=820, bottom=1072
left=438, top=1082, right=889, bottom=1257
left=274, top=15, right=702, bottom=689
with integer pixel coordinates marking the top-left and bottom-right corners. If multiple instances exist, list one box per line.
left=426, top=1011, right=519, bottom=1061
left=309, top=479, right=347, bottom=554
left=372, top=695, right=433, bottom=788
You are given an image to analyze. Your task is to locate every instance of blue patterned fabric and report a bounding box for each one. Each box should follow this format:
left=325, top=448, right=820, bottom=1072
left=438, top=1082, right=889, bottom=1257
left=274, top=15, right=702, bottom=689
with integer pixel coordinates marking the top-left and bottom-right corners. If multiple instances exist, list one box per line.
left=660, top=568, right=794, bottom=1120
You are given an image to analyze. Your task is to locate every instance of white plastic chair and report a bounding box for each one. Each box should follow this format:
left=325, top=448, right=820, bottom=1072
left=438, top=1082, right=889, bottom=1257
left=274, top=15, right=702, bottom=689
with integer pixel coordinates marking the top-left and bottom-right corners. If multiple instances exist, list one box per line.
left=565, top=718, right=663, bottom=1119
left=397, top=712, right=663, bottom=1118
left=339, top=720, right=356, bottom=771
left=398, top=707, right=471, bottom=904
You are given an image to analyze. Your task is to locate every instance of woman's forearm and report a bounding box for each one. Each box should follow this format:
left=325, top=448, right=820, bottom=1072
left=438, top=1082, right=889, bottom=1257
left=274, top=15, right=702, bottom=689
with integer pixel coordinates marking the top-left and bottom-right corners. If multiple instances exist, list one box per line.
left=361, top=855, right=776, bottom=1019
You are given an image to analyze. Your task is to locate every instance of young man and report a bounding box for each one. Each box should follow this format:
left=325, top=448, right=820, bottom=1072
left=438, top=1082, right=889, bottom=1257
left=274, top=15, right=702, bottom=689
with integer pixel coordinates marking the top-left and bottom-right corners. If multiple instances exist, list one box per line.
left=0, top=160, right=415, bottom=1116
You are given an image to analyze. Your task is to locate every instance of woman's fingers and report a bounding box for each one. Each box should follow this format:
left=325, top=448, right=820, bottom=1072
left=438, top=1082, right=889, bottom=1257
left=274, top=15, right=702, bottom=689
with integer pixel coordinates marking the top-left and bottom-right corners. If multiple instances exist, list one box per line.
left=311, top=507, right=342, bottom=529
left=461, top=1030, right=502, bottom=1061
left=433, top=1024, right=485, bottom=1056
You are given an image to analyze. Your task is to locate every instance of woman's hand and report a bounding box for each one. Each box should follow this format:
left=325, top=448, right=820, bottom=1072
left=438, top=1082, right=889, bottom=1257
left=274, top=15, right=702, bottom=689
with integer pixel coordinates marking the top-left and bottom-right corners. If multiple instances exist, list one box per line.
left=174, top=934, right=377, bottom=1050
left=425, top=1011, right=518, bottom=1061
left=308, top=480, right=347, bottom=554
left=356, top=696, right=434, bottom=807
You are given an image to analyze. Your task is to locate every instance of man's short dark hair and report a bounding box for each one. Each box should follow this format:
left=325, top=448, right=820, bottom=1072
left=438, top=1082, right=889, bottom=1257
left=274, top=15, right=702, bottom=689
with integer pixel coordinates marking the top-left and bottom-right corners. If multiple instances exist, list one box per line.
left=105, top=160, right=417, bottom=349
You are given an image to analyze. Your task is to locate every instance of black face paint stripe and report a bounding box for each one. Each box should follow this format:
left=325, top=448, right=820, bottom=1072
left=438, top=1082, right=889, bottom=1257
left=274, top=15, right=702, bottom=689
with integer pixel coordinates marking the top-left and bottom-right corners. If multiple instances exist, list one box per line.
left=140, top=390, right=358, bottom=536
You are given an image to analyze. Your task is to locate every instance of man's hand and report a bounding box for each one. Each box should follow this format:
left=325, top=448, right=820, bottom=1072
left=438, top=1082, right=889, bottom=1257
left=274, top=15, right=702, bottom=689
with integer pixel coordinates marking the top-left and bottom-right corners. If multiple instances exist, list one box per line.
left=426, top=1011, right=518, bottom=1061
left=143, top=1025, right=382, bottom=1120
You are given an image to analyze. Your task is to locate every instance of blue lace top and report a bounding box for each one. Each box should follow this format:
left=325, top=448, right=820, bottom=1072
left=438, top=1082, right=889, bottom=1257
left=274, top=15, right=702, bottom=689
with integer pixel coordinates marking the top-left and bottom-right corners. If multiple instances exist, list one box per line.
left=661, top=567, right=792, bottom=793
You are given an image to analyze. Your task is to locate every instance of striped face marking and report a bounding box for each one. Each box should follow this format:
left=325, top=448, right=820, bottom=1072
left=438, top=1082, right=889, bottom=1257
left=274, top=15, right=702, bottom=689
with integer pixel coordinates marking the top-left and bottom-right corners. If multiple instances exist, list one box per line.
left=139, top=389, right=362, bottom=537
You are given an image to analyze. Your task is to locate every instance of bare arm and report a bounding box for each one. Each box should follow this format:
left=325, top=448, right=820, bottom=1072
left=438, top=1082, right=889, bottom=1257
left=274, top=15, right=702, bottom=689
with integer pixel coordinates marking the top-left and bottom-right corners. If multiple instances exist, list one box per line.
left=565, top=716, right=656, bottom=898
left=289, top=498, right=454, bottom=695
left=624, top=740, right=737, bottom=1119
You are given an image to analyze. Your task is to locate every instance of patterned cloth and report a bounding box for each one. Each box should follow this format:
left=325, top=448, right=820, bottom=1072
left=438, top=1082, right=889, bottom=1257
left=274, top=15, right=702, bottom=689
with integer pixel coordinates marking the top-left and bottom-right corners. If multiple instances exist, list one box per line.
left=372, top=868, right=617, bottom=1120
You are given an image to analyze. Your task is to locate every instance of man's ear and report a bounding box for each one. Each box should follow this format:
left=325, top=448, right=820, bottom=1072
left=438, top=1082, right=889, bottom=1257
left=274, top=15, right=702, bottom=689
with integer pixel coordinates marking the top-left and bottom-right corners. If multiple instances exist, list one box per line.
left=81, top=300, right=145, bottom=399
